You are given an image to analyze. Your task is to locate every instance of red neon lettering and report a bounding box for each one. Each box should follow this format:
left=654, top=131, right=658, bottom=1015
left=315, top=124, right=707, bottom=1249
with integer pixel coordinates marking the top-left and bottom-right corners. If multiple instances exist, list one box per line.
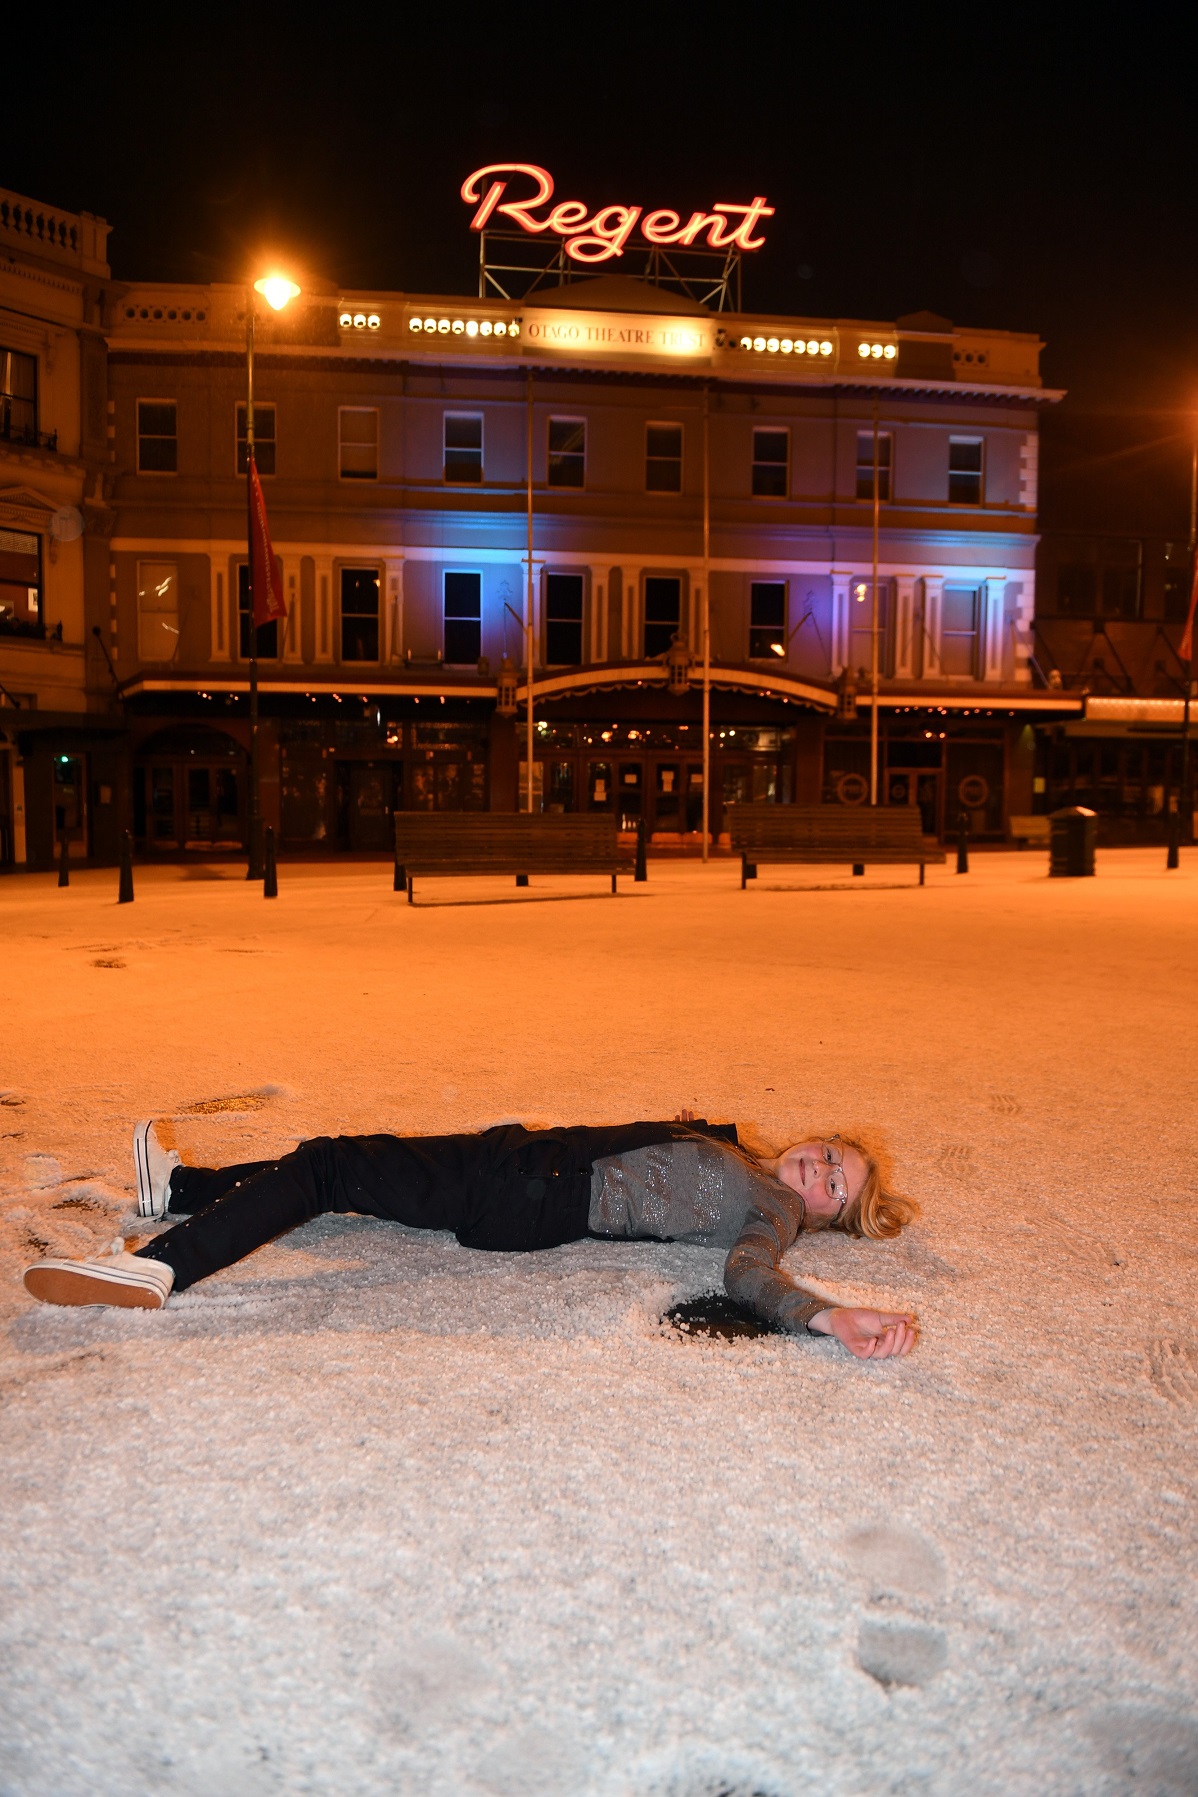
left=460, top=163, right=554, bottom=233
left=565, top=205, right=643, bottom=264
left=641, top=209, right=684, bottom=245
left=459, top=167, right=773, bottom=258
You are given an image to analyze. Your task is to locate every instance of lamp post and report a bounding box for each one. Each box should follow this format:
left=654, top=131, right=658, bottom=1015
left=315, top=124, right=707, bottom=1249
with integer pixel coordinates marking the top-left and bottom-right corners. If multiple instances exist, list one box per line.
left=244, top=272, right=300, bottom=878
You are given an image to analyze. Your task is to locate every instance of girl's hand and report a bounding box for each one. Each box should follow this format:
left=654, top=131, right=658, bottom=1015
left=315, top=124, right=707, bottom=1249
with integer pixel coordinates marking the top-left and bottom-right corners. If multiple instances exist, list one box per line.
left=810, top=1307, right=919, bottom=1358
left=674, top=1108, right=697, bottom=1123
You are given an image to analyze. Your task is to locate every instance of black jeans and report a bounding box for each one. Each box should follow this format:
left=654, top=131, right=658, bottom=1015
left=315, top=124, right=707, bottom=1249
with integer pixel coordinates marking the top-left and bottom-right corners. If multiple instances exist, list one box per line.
left=134, top=1127, right=595, bottom=1292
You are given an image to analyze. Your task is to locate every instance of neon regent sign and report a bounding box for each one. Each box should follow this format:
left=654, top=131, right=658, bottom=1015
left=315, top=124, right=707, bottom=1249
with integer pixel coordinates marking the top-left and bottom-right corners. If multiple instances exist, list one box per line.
left=461, top=164, right=774, bottom=265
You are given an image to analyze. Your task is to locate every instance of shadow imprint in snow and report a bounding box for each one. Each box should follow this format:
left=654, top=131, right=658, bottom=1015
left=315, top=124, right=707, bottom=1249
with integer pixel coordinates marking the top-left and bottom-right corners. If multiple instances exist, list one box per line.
left=91, top=957, right=125, bottom=969
left=856, top=1620, right=948, bottom=1690
left=1, top=1095, right=26, bottom=1107
left=1085, top=1706, right=1198, bottom=1795
left=1148, top=1340, right=1198, bottom=1406
left=179, top=1092, right=273, bottom=1116
left=373, top=1632, right=496, bottom=1737
left=844, top=1522, right=949, bottom=1689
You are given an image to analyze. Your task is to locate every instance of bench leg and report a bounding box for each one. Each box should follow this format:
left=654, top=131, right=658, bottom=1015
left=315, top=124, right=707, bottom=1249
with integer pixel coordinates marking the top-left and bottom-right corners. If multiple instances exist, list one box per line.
left=852, top=864, right=865, bottom=877
left=394, top=860, right=406, bottom=894
left=406, top=875, right=414, bottom=906
left=741, top=854, right=757, bottom=889
left=919, top=860, right=925, bottom=886
left=516, top=873, right=529, bottom=887
left=611, top=873, right=617, bottom=894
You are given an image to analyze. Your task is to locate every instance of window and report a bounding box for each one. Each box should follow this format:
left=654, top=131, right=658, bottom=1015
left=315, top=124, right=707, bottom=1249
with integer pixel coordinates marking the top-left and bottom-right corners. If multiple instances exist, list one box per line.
left=0, top=527, right=42, bottom=632
left=940, top=585, right=979, bottom=676
left=1057, top=564, right=1097, bottom=617
left=749, top=582, right=787, bottom=658
left=444, top=571, right=482, bottom=663
left=848, top=580, right=894, bottom=679
left=545, top=574, right=584, bottom=664
left=236, top=403, right=276, bottom=476
left=0, top=346, right=37, bottom=446
left=548, top=418, right=585, bottom=488
left=341, top=567, right=380, bottom=660
left=948, top=439, right=984, bottom=504
left=137, top=401, right=177, bottom=473
left=1100, top=566, right=1141, bottom=620
left=752, top=428, right=789, bottom=497
left=137, top=561, right=180, bottom=659
left=444, top=414, right=483, bottom=483
left=339, top=408, right=378, bottom=480
left=1164, top=542, right=1192, bottom=622
left=855, top=430, right=892, bottom=501
left=644, top=576, right=681, bottom=657
left=237, top=564, right=279, bottom=659
left=645, top=423, right=682, bottom=493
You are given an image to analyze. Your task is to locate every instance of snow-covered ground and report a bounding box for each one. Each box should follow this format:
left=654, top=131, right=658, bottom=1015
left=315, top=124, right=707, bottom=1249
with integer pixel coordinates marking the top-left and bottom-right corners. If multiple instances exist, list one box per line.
left=1, top=850, right=1196, bottom=1797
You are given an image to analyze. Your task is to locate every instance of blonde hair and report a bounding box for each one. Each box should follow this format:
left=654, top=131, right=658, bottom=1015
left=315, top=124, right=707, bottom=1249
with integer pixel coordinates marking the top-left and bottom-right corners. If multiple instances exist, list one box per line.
left=734, top=1126, right=919, bottom=1241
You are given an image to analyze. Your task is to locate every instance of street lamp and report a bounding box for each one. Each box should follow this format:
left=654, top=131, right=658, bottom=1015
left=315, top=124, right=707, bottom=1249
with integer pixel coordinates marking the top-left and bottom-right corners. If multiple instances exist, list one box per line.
left=244, top=270, right=300, bottom=877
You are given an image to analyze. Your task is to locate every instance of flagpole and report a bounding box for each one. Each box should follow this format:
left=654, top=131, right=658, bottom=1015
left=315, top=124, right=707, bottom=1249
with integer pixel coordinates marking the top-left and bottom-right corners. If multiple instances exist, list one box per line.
left=246, top=286, right=262, bottom=880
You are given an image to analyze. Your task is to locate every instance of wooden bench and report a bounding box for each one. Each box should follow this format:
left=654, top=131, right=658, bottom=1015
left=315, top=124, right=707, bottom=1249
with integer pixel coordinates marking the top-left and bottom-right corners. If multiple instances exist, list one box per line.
left=1008, top=814, right=1051, bottom=848
left=394, top=813, right=636, bottom=903
left=725, top=803, right=945, bottom=888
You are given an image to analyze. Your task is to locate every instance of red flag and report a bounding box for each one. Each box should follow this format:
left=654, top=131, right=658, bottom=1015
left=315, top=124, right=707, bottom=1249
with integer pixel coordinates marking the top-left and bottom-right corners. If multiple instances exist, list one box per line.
left=1182, top=552, right=1198, bottom=663
left=248, top=456, right=287, bottom=628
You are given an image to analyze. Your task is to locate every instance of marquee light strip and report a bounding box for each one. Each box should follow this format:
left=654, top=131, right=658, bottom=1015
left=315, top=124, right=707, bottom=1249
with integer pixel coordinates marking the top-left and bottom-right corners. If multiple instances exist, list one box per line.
left=461, top=164, right=775, bottom=265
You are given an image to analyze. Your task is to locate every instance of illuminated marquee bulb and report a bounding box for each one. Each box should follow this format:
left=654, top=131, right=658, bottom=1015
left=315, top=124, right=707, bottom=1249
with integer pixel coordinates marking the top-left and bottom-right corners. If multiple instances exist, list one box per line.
left=452, top=318, right=464, bottom=334
left=343, top=313, right=356, bottom=329
left=480, top=321, right=493, bottom=336
left=795, top=340, right=806, bottom=354
left=466, top=319, right=479, bottom=336
left=767, top=337, right=779, bottom=352
left=753, top=336, right=765, bottom=351
left=740, top=336, right=753, bottom=350
left=883, top=344, right=897, bottom=359
left=423, top=317, right=435, bottom=332
left=807, top=339, right=819, bottom=355
left=781, top=339, right=793, bottom=353
left=437, top=318, right=450, bottom=333
left=819, top=340, right=832, bottom=356
left=495, top=321, right=507, bottom=337
left=871, top=343, right=883, bottom=358
left=858, top=343, right=871, bottom=358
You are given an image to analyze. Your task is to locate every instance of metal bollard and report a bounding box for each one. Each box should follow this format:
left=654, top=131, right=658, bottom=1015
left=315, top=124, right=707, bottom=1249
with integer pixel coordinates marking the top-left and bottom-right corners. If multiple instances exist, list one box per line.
left=57, top=835, right=70, bottom=887
left=393, top=849, right=405, bottom=893
left=956, top=811, right=969, bottom=875
left=635, top=816, right=647, bottom=882
left=263, top=826, right=278, bottom=898
left=118, top=830, right=134, bottom=904
left=1166, top=809, right=1180, bottom=871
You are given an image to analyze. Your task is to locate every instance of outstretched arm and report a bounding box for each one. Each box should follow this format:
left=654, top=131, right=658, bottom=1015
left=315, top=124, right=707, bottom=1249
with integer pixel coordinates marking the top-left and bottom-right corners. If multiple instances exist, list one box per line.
left=724, top=1190, right=919, bottom=1357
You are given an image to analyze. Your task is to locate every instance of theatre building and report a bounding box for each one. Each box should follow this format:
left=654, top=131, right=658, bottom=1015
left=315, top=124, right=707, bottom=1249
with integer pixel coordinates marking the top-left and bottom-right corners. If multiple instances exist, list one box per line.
left=87, top=257, right=1079, bottom=861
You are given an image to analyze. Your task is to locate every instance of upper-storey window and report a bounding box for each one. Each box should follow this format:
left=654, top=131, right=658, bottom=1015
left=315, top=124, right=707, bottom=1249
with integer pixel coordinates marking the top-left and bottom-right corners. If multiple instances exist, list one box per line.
left=444, top=571, right=482, bottom=663
left=645, top=423, right=682, bottom=493
left=545, top=573, right=584, bottom=664
left=644, top=576, right=681, bottom=657
left=0, top=347, right=37, bottom=447
left=341, top=567, right=380, bottom=660
left=236, top=403, right=276, bottom=476
left=948, top=438, right=984, bottom=505
left=0, top=527, right=42, bottom=633
left=548, top=418, right=586, bottom=488
left=444, top=414, right=483, bottom=484
left=940, top=585, right=979, bottom=676
left=751, top=427, right=788, bottom=497
left=340, top=408, right=378, bottom=480
left=855, top=430, right=892, bottom=502
left=749, top=582, right=787, bottom=658
left=138, top=401, right=177, bottom=473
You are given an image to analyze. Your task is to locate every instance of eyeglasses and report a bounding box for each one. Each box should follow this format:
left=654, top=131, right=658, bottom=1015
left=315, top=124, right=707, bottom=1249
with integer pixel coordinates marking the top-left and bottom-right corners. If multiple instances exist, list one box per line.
left=820, top=1136, right=850, bottom=1212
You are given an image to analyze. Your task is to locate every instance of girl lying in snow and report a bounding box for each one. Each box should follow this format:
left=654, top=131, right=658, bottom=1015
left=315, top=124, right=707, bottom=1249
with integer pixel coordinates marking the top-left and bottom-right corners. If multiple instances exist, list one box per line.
left=23, top=1116, right=919, bottom=1359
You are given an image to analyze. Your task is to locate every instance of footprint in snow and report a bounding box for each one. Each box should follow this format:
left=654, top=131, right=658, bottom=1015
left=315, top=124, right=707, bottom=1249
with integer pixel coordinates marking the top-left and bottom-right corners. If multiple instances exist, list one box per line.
left=1085, top=1705, right=1198, bottom=1795
left=1147, top=1340, right=1198, bottom=1407
left=843, top=1521, right=949, bottom=1689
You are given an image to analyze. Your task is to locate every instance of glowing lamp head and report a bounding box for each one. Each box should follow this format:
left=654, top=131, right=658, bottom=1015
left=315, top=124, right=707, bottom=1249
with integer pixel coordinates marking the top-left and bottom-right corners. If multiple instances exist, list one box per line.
left=254, top=274, right=301, bottom=312
left=854, top=582, right=868, bottom=604
left=770, top=641, right=786, bottom=656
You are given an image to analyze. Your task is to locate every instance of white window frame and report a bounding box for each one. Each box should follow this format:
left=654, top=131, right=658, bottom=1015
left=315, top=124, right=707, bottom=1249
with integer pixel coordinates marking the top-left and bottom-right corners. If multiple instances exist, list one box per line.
left=443, top=569, right=483, bottom=665
left=338, top=564, right=383, bottom=662
left=236, top=402, right=276, bottom=477
left=136, top=399, right=178, bottom=475
left=443, top=413, right=484, bottom=484
left=339, top=406, right=379, bottom=481
left=948, top=437, right=985, bottom=505
left=751, top=426, right=789, bottom=498
left=854, top=430, right=893, bottom=502
left=645, top=421, right=683, bottom=494
left=547, top=416, right=586, bottom=489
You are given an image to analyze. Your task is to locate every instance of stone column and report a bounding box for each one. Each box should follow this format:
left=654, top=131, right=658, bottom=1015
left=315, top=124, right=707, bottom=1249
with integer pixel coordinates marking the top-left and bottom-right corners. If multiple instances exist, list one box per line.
left=590, top=566, right=614, bottom=662
left=383, top=556, right=404, bottom=661
left=982, top=575, right=1007, bottom=681
left=830, top=570, right=853, bottom=672
left=922, top=575, right=944, bottom=677
left=313, top=555, right=335, bottom=663
left=894, top=575, right=917, bottom=679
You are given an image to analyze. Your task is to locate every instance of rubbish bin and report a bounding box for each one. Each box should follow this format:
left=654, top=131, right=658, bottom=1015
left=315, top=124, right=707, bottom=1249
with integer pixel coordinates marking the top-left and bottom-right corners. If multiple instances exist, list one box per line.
left=1049, top=806, right=1097, bottom=878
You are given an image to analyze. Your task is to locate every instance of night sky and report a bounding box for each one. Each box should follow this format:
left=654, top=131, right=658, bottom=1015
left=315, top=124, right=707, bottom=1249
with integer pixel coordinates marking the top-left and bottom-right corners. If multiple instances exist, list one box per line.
left=5, top=9, right=1197, bottom=533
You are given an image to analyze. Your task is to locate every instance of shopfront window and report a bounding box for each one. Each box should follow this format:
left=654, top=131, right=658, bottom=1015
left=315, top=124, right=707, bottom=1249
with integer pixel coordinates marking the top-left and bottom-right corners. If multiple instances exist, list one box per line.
left=444, top=571, right=482, bottom=664
left=341, top=567, right=380, bottom=661
left=545, top=573, right=584, bottom=665
left=643, top=576, right=681, bottom=657
left=238, top=564, right=279, bottom=660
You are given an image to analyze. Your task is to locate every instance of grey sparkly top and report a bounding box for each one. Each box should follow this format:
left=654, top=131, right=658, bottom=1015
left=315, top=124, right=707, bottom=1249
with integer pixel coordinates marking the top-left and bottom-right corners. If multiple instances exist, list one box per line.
left=589, top=1137, right=829, bottom=1334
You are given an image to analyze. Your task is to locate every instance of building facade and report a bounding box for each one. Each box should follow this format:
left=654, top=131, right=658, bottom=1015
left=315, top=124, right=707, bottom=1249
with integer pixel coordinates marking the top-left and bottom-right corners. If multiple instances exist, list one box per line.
left=0, top=187, right=121, bottom=868
left=5, top=190, right=1090, bottom=865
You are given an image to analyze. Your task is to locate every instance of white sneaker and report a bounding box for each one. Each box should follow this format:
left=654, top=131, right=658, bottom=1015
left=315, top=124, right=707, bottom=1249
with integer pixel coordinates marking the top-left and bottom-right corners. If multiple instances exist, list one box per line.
left=133, top=1119, right=181, bottom=1219
left=23, top=1239, right=174, bottom=1309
